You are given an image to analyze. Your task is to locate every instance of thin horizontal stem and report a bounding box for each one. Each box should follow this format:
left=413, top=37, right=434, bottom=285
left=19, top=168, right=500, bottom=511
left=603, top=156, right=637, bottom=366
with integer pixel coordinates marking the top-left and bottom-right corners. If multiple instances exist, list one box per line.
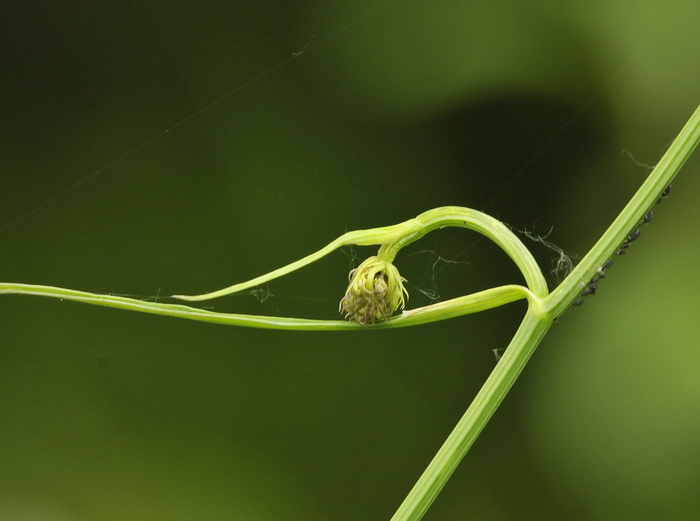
left=0, top=282, right=535, bottom=330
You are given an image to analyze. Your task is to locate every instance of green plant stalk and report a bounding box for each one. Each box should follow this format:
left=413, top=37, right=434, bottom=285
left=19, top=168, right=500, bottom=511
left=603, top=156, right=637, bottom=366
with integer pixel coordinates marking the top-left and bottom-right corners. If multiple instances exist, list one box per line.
left=1, top=206, right=546, bottom=329
left=389, top=103, right=700, bottom=521
left=390, top=307, right=552, bottom=521
left=545, top=102, right=700, bottom=316
left=172, top=206, right=548, bottom=301
left=0, top=282, right=535, bottom=330
left=1, top=104, right=698, bottom=521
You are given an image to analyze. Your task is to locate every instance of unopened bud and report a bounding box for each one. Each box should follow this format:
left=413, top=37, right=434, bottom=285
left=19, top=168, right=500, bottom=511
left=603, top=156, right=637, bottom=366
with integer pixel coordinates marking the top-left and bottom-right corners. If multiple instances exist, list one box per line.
left=339, top=256, right=408, bottom=324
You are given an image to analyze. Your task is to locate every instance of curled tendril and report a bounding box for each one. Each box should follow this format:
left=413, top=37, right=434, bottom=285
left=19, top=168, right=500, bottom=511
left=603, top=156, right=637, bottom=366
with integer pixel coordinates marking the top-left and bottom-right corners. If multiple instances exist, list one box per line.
left=339, top=256, right=408, bottom=325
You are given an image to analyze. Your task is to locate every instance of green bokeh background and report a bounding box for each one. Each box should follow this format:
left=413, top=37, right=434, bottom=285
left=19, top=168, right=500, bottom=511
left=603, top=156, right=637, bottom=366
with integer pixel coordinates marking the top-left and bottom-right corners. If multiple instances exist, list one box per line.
left=2, top=1, right=699, bottom=519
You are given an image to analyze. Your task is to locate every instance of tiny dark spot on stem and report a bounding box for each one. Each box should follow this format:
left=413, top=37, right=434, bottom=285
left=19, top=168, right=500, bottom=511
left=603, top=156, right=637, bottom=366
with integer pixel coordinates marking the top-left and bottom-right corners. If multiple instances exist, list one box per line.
left=656, top=184, right=672, bottom=204
left=582, top=282, right=597, bottom=296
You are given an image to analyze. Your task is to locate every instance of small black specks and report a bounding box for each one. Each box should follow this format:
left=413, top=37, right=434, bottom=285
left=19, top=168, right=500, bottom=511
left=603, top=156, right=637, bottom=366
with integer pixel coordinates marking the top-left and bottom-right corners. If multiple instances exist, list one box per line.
left=574, top=184, right=670, bottom=311
left=656, top=184, right=672, bottom=204
left=599, top=259, right=613, bottom=274
left=581, top=282, right=597, bottom=297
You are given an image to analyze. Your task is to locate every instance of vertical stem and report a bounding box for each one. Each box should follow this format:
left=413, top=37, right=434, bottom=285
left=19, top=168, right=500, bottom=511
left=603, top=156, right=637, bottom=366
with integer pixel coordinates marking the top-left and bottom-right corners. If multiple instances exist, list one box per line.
left=390, top=306, right=553, bottom=521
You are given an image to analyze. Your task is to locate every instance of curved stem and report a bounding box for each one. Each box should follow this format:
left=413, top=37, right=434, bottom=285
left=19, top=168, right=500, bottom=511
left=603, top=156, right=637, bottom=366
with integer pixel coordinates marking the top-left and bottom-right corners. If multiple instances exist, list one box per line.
left=171, top=219, right=424, bottom=301
left=376, top=207, right=548, bottom=298
left=414, top=207, right=549, bottom=298
left=174, top=206, right=548, bottom=302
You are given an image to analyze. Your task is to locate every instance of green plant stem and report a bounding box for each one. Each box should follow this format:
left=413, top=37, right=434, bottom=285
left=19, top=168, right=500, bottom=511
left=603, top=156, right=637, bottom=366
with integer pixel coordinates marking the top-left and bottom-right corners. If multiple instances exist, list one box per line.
left=545, top=103, right=700, bottom=317
left=174, top=206, right=547, bottom=302
left=390, top=306, right=552, bottom=521
left=0, top=282, right=535, bottom=330
left=389, top=103, right=700, bottom=520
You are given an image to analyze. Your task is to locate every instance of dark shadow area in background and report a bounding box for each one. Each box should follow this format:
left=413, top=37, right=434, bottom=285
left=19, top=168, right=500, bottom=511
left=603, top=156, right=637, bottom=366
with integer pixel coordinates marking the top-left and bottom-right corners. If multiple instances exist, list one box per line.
left=436, top=93, right=611, bottom=220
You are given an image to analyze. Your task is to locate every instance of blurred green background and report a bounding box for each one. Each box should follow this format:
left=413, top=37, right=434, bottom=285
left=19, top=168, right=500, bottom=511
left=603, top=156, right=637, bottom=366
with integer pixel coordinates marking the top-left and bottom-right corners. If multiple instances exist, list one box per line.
left=1, top=1, right=699, bottom=519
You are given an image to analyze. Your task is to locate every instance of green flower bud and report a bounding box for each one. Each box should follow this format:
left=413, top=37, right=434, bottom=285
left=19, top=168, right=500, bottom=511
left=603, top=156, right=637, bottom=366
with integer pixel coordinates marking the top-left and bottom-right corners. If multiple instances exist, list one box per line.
left=339, top=256, right=408, bottom=324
